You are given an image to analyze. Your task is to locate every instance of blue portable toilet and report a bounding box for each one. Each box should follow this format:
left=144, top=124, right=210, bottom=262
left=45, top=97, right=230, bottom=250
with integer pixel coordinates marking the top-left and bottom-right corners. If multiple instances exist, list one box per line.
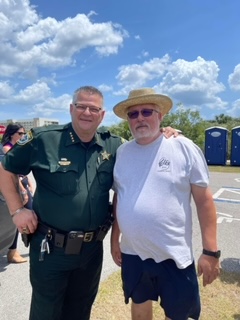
left=230, top=126, right=240, bottom=166
left=205, top=127, right=228, bottom=165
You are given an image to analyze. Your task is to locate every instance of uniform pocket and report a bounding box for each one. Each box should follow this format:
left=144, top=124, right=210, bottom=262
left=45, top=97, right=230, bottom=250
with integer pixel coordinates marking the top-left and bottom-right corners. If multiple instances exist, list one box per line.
left=97, top=160, right=114, bottom=191
left=46, top=163, right=80, bottom=195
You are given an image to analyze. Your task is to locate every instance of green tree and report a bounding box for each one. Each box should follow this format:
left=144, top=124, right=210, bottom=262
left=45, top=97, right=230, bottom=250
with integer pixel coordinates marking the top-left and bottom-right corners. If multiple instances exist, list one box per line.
left=161, top=105, right=207, bottom=150
left=108, top=121, right=132, bottom=140
left=215, top=113, right=233, bottom=124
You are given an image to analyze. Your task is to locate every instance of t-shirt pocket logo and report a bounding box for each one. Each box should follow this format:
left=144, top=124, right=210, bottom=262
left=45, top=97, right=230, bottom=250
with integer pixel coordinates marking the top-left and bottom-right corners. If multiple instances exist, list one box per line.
left=158, top=157, right=170, bottom=172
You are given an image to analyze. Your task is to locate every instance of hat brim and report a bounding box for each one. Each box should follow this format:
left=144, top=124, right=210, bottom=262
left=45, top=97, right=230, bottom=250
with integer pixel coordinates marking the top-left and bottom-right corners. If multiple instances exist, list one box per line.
left=113, top=94, right=173, bottom=120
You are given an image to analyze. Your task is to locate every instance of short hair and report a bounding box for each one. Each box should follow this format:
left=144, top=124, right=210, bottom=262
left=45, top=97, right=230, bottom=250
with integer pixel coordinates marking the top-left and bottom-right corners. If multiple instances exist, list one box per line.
left=72, top=86, right=104, bottom=107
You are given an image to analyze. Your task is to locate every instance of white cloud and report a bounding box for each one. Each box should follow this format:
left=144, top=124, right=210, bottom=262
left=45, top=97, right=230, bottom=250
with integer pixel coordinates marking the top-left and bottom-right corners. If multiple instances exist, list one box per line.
left=228, top=64, right=240, bottom=91
left=0, top=0, right=128, bottom=79
left=3, top=80, right=71, bottom=117
left=114, top=55, right=171, bottom=95
left=0, top=81, right=15, bottom=100
left=32, top=94, right=71, bottom=116
left=13, top=81, right=51, bottom=105
left=142, top=51, right=149, bottom=57
left=0, top=0, right=39, bottom=41
left=137, top=50, right=149, bottom=59
left=228, top=99, right=240, bottom=117
left=112, top=55, right=228, bottom=115
left=98, top=84, right=113, bottom=92
left=87, top=11, right=98, bottom=19
left=154, top=56, right=227, bottom=113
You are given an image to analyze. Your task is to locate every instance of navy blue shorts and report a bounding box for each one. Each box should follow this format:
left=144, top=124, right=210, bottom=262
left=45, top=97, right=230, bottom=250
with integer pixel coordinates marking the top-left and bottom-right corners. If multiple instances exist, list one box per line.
left=121, top=254, right=200, bottom=320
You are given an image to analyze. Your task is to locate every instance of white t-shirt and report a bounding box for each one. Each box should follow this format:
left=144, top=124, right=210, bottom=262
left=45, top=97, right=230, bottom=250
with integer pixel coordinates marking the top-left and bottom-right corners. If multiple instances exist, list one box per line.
left=113, top=134, right=209, bottom=269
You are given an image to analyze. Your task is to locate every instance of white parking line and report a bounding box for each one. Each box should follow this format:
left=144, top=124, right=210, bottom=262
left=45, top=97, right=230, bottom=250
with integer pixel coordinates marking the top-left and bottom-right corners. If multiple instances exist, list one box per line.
left=217, top=212, right=240, bottom=224
left=213, top=187, right=240, bottom=203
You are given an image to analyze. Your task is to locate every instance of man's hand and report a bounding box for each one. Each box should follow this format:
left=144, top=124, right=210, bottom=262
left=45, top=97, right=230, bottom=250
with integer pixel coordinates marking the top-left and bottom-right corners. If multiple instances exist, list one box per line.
left=197, top=254, right=220, bottom=287
left=161, top=126, right=182, bottom=138
left=111, top=240, right=122, bottom=267
left=12, top=208, right=38, bottom=234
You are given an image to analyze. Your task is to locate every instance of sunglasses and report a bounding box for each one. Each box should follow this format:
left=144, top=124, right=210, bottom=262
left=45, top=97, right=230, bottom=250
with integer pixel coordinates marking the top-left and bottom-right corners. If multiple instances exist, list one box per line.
left=17, top=132, right=26, bottom=136
left=127, top=109, right=159, bottom=120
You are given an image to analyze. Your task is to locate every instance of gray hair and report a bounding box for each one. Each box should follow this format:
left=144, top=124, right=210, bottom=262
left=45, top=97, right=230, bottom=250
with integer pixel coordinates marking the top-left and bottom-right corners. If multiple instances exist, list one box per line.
left=72, top=86, right=104, bottom=107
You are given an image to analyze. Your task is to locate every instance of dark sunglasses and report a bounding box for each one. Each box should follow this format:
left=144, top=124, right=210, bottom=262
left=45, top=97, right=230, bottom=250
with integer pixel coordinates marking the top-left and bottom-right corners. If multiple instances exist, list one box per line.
left=17, top=132, right=26, bottom=136
left=127, top=109, right=159, bottom=120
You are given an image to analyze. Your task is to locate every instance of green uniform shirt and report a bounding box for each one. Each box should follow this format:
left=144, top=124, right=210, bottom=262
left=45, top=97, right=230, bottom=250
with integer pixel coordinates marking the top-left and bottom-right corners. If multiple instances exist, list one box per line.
left=2, top=123, right=124, bottom=232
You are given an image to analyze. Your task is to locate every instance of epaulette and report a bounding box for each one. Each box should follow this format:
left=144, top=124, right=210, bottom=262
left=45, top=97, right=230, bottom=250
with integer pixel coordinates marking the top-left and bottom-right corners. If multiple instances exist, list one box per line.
left=96, top=130, right=127, bottom=147
left=97, top=126, right=110, bottom=134
left=31, top=123, right=70, bottom=135
left=97, top=127, right=111, bottom=138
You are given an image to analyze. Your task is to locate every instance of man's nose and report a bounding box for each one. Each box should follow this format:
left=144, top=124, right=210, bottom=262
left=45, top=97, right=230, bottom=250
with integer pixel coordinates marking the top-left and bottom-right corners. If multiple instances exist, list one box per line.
left=83, top=106, right=91, bottom=115
left=137, top=111, right=145, bottom=120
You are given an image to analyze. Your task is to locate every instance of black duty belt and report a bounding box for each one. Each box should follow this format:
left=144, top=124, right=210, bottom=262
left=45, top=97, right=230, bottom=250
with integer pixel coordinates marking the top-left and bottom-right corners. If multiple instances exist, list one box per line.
left=37, top=222, right=97, bottom=248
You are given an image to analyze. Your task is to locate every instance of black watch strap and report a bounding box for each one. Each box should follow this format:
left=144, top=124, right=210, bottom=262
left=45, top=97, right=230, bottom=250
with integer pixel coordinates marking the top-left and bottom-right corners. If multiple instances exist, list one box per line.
left=202, top=249, right=221, bottom=258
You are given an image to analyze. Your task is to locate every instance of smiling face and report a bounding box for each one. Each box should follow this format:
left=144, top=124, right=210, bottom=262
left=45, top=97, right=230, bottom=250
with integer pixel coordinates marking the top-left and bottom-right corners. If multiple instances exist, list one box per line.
left=70, top=90, right=105, bottom=142
left=127, top=103, right=163, bottom=145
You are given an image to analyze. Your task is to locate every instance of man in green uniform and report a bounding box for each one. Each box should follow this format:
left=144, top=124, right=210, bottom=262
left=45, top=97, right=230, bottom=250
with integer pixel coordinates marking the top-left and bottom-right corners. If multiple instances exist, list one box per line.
left=0, top=86, right=123, bottom=320
left=0, top=86, right=177, bottom=320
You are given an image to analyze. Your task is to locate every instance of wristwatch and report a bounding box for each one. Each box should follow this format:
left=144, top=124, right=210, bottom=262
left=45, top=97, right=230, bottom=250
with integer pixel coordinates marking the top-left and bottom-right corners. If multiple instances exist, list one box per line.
left=202, top=249, right=221, bottom=258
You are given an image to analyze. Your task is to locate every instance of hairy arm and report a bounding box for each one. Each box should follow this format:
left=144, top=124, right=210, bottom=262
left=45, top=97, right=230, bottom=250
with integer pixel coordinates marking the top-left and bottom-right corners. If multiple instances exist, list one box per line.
left=192, top=184, right=220, bottom=286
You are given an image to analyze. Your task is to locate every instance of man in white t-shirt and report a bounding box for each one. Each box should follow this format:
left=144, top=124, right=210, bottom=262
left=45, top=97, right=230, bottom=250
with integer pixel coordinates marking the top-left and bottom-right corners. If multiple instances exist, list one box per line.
left=110, top=88, right=220, bottom=320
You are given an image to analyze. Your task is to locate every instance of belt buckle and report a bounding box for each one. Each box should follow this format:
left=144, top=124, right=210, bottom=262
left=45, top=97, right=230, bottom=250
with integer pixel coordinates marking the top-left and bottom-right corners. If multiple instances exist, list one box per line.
left=84, top=232, right=94, bottom=242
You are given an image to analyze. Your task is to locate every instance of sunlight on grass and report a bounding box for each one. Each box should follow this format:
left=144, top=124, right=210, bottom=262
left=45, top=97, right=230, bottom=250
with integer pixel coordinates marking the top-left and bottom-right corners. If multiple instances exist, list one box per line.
left=91, top=270, right=240, bottom=320
left=208, top=165, right=240, bottom=173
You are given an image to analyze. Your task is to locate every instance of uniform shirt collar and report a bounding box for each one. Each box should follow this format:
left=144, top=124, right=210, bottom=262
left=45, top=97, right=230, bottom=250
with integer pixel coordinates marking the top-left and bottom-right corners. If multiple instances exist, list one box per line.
left=65, top=123, right=104, bottom=148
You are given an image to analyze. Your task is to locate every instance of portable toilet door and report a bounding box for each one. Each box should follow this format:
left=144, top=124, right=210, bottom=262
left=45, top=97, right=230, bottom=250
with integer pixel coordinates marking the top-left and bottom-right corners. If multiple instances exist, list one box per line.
left=205, top=126, right=228, bottom=165
left=230, top=126, right=240, bottom=166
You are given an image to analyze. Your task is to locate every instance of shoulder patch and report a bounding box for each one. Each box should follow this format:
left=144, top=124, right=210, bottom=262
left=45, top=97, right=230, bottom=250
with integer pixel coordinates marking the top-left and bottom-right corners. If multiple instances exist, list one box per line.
left=17, top=131, right=33, bottom=145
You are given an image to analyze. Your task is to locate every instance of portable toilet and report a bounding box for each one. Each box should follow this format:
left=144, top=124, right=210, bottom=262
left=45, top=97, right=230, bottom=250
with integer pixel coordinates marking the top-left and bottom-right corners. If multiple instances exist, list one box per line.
left=230, top=126, right=240, bottom=166
left=205, top=127, right=228, bottom=165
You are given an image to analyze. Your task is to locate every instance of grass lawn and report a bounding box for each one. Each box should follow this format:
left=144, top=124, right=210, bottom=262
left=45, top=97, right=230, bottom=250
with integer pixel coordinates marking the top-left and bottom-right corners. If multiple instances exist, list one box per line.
left=208, top=165, right=240, bottom=173
left=91, top=269, right=240, bottom=319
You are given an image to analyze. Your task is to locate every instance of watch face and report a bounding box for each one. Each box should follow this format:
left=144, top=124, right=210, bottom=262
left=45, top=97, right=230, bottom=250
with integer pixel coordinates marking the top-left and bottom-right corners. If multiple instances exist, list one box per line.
left=215, top=250, right=221, bottom=258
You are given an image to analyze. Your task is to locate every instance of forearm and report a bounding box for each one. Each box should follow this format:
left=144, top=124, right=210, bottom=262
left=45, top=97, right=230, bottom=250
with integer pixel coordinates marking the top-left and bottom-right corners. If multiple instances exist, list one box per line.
left=193, top=186, right=218, bottom=250
left=111, top=220, right=121, bottom=242
left=198, top=202, right=218, bottom=250
left=0, top=164, right=24, bottom=215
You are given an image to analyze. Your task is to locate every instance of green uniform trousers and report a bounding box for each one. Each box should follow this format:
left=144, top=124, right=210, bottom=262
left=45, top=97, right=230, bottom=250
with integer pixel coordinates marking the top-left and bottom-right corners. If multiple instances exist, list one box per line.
left=29, top=232, right=103, bottom=320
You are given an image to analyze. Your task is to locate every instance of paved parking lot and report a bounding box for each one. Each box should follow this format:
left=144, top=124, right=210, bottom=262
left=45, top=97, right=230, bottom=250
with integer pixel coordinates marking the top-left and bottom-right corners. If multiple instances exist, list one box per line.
left=0, top=171, right=240, bottom=319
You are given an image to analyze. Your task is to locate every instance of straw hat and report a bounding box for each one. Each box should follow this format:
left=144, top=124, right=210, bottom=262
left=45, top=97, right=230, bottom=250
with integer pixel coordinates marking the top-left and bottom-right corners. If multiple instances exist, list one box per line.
left=113, top=88, right=173, bottom=120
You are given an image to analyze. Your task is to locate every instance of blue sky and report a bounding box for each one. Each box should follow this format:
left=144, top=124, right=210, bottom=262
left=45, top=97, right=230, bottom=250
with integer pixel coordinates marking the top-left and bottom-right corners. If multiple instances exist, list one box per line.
left=0, top=0, right=240, bottom=126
